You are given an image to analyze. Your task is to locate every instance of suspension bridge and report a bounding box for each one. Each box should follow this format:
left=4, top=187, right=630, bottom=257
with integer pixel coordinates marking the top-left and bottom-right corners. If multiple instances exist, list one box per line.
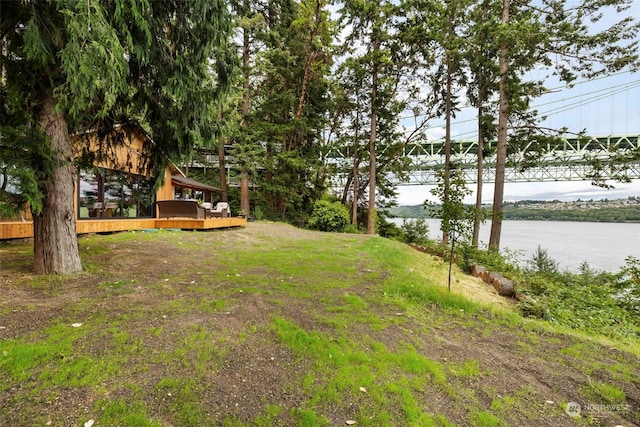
left=324, top=133, right=640, bottom=186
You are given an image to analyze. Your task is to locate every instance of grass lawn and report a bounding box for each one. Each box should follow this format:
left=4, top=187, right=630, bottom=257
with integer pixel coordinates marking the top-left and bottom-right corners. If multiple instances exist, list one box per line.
left=1, top=222, right=638, bottom=426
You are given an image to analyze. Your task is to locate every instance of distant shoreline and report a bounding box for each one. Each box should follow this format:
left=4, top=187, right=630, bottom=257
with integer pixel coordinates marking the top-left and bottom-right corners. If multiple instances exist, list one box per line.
left=389, top=198, right=640, bottom=224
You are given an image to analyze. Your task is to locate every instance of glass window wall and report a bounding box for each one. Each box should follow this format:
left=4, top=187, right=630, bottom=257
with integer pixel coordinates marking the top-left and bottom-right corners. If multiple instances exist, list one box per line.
left=78, top=167, right=155, bottom=219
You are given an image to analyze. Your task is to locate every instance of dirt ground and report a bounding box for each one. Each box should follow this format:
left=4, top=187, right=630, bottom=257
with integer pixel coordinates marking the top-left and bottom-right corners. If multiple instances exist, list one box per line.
left=0, top=222, right=639, bottom=426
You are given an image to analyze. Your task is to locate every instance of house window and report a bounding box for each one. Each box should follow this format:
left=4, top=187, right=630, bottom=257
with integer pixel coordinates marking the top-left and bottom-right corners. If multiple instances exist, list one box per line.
left=78, top=167, right=155, bottom=219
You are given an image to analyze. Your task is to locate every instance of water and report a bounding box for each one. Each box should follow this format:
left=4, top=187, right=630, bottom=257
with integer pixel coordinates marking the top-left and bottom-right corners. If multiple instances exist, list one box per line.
left=391, top=218, right=640, bottom=273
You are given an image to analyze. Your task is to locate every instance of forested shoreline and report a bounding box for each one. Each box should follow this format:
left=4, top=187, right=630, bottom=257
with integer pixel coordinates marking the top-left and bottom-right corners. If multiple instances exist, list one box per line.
left=389, top=198, right=640, bottom=223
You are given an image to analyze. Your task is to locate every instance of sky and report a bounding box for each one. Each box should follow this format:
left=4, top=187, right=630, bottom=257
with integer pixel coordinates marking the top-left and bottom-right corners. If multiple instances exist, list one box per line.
left=389, top=1, right=640, bottom=205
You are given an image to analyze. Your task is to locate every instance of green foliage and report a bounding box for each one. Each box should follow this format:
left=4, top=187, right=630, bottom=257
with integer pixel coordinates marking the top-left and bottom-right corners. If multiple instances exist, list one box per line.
left=614, top=256, right=640, bottom=316
left=458, top=243, right=640, bottom=339
left=252, top=205, right=266, bottom=221
left=308, top=199, right=350, bottom=232
left=428, top=168, right=477, bottom=290
left=514, top=260, right=640, bottom=339
left=427, top=169, right=475, bottom=245
left=376, top=214, right=403, bottom=240
left=526, top=246, right=559, bottom=275
left=401, top=218, right=430, bottom=246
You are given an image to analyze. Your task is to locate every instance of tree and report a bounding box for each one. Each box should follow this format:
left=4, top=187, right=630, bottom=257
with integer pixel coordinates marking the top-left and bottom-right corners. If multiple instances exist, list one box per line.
left=488, top=0, right=639, bottom=250
left=427, top=168, right=475, bottom=292
left=338, top=0, right=395, bottom=235
left=1, top=1, right=233, bottom=274
left=336, top=0, right=434, bottom=234
left=465, top=0, right=500, bottom=247
left=235, top=0, right=333, bottom=223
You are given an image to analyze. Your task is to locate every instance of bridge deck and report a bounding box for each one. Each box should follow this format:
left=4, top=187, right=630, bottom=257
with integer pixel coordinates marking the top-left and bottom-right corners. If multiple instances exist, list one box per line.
left=325, top=134, right=640, bottom=185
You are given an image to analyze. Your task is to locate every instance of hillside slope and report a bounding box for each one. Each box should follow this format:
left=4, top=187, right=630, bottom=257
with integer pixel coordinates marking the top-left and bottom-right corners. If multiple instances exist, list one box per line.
left=1, top=222, right=638, bottom=426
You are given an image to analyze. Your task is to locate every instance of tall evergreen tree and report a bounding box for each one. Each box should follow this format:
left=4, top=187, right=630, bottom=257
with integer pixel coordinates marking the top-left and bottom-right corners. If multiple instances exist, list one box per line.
left=1, top=0, right=233, bottom=274
left=234, top=0, right=333, bottom=222
left=488, top=0, right=639, bottom=250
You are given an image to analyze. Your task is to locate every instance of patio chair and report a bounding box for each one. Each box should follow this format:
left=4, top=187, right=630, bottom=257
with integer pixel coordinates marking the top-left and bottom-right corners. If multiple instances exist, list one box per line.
left=210, top=202, right=229, bottom=218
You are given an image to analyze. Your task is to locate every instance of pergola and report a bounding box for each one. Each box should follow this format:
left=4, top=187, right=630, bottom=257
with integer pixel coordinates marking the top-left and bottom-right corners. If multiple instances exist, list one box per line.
left=171, top=175, right=222, bottom=203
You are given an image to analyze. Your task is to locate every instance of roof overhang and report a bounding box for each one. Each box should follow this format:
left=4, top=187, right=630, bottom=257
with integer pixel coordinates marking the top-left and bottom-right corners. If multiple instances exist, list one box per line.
left=171, top=175, right=222, bottom=193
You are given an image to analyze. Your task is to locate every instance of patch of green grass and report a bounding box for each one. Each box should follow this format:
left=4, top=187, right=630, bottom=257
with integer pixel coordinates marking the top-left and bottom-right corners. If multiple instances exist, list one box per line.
left=472, top=410, right=508, bottom=427
left=363, top=238, right=478, bottom=313
left=249, top=404, right=285, bottom=427
left=0, top=321, right=128, bottom=393
left=271, top=316, right=451, bottom=425
left=560, top=341, right=586, bottom=358
left=155, top=377, right=208, bottom=426
left=93, top=397, right=161, bottom=427
left=580, top=381, right=627, bottom=405
left=289, top=408, right=330, bottom=427
left=98, top=279, right=138, bottom=295
left=147, top=326, right=164, bottom=336
left=448, top=359, right=482, bottom=379
left=489, top=394, right=517, bottom=412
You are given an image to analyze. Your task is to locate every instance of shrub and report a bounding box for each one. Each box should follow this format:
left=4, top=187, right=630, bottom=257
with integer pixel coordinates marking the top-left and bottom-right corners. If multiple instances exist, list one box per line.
left=377, top=216, right=403, bottom=240
left=252, top=205, right=265, bottom=221
left=307, top=200, right=350, bottom=232
left=527, top=246, right=559, bottom=274
left=401, top=218, right=430, bottom=246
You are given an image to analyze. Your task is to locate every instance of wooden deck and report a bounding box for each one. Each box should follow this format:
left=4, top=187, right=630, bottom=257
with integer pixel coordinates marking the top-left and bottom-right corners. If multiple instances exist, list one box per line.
left=0, top=217, right=247, bottom=240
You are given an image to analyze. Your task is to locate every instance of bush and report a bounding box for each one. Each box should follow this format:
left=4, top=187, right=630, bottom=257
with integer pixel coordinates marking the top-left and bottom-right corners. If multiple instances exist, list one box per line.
left=401, top=218, right=430, bottom=246
left=377, top=216, right=402, bottom=240
left=307, top=200, right=350, bottom=232
left=527, top=246, right=559, bottom=274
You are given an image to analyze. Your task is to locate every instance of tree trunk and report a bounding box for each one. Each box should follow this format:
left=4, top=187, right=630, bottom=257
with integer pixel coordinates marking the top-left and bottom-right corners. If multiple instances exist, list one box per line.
left=240, top=170, right=250, bottom=216
left=473, top=81, right=484, bottom=247
left=293, top=0, right=321, bottom=122
left=489, top=0, right=510, bottom=251
left=240, top=8, right=250, bottom=217
left=33, top=96, right=82, bottom=275
left=352, top=157, right=360, bottom=225
left=217, top=109, right=228, bottom=202
left=367, top=38, right=379, bottom=235
left=443, top=61, right=452, bottom=244
left=352, top=105, right=361, bottom=225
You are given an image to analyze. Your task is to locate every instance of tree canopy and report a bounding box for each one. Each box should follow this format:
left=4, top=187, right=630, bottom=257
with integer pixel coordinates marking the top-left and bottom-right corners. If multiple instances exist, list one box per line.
left=1, top=0, right=234, bottom=273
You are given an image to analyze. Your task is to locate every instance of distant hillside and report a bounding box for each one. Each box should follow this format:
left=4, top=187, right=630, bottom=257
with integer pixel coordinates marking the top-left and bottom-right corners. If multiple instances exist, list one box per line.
left=388, top=198, right=640, bottom=223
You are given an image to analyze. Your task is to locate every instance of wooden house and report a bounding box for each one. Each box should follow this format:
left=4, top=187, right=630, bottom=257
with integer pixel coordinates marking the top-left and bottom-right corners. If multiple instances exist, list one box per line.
left=1, top=126, right=245, bottom=240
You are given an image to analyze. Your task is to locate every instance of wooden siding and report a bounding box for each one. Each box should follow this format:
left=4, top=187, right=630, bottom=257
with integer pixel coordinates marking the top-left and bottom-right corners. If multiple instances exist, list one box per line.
left=155, top=169, right=176, bottom=202
left=0, top=217, right=247, bottom=240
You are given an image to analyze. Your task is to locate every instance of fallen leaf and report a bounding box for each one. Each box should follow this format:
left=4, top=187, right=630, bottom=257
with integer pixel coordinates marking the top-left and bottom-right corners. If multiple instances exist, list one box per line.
left=359, top=387, right=367, bottom=393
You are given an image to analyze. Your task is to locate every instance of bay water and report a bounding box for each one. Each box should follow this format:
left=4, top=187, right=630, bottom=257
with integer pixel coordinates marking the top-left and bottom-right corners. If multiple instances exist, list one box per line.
left=391, top=218, right=640, bottom=273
